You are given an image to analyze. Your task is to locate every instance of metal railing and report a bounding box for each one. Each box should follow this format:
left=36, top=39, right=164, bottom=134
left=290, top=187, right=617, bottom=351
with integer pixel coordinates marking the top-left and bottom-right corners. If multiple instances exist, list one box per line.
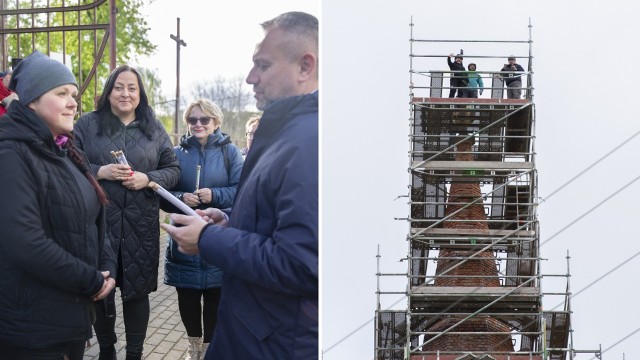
left=0, top=0, right=116, bottom=114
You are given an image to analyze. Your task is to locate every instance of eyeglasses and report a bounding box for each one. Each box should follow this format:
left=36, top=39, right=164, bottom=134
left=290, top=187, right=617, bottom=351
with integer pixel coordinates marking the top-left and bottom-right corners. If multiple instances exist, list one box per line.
left=246, top=132, right=255, bottom=139
left=187, top=116, right=212, bottom=126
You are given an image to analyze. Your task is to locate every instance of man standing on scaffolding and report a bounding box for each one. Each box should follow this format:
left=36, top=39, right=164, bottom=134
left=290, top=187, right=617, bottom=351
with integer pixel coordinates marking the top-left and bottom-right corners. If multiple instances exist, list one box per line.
left=500, top=55, right=525, bottom=99
left=447, top=53, right=467, bottom=98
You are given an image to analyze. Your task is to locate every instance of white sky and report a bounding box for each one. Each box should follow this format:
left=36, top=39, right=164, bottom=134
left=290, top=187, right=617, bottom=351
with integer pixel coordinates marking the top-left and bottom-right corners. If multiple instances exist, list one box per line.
left=134, top=0, right=319, bottom=106
left=323, top=1, right=640, bottom=360
left=125, top=1, right=640, bottom=358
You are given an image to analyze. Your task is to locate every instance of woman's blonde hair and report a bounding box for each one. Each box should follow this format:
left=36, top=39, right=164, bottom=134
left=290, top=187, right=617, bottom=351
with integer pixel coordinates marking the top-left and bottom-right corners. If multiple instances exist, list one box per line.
left=245, top=114, right=261, bottom=132
left=183, top=98, right=224, bottom=128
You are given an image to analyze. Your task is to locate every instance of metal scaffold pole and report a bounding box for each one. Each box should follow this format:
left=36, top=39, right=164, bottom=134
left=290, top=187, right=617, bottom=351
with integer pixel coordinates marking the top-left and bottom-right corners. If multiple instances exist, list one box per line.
left=374, top=19, right=600, bottom=360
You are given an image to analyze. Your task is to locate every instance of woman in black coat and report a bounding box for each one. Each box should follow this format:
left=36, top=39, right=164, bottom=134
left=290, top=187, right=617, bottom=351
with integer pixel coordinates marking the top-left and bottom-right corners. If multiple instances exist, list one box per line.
left=0, top=51, right=115, bottom=359
left=74, top=65, right=180, bottom=360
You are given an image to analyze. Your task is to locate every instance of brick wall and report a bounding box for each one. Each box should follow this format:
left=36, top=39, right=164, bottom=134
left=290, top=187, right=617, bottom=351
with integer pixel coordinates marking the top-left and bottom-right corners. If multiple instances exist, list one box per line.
left=425, top=317, right=515, bottom=352
left=424, top=138, right=513, bottom=352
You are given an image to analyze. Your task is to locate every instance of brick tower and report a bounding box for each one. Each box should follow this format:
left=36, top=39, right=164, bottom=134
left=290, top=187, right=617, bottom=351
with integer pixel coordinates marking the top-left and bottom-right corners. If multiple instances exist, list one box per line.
left=424, top=138, right=514, bottom=353
left=374, top=22, right=600, bottom=360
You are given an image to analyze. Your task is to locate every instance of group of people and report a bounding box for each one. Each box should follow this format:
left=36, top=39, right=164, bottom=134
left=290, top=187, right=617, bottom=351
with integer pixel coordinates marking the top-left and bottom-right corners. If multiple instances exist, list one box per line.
left=446, top=53, right=525, bottom=99
left=0, top=10, right=318, bottom=360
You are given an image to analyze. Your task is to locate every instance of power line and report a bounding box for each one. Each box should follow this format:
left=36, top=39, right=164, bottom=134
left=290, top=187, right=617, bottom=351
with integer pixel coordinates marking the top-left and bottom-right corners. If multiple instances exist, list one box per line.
left=569, top=248, right=640, bottom=301
left=540, top=128, right=640, bottom=202
left=325, top=177, right=640, bottom=355
left=325, top=183, right=640, bottom=358
left=541, top=173, right=640, bottom=247
left=322, top=313, right=380, bottom=355
left=323, top=133, right=640, bottom=357
left=590, top=327, right=640, bottom=360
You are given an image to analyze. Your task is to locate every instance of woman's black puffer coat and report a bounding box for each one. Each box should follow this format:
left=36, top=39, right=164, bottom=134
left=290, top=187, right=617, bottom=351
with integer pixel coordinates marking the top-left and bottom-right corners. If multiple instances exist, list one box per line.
left=0, top=102, right=116, bottom=347
left=74, top=111, right=180, bottom=301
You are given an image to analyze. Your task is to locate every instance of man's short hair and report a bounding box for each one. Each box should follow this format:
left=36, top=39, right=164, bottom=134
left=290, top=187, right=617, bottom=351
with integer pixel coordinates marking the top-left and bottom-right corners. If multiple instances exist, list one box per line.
left=261, top=12, right=318, bottom=60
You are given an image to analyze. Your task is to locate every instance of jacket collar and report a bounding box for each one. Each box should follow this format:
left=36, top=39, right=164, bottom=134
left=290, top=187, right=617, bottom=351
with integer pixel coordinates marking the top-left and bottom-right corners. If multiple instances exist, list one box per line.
left=0, top=100, right=66, bottom=157
left=180, top=127, right=232, bottom=148
left=237, top=91, right=318, bottom=190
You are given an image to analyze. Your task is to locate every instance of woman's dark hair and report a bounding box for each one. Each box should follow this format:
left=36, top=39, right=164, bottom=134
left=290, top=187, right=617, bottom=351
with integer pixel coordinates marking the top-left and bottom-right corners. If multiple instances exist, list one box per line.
left=65, top=133, right=109, bottom=205
left=96, top=65, right=155, bottom=139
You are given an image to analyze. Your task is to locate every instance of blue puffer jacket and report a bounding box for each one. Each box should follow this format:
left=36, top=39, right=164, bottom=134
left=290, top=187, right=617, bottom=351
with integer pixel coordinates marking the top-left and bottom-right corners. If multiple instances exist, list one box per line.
left=164, top=129, right=243, bottom=289
left=200, top=92, right=318, bottom=359
left=467, top=70, right=484, bottom=90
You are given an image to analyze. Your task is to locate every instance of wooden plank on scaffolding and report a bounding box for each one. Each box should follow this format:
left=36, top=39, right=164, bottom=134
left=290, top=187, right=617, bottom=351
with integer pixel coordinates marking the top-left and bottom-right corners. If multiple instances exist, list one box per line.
left=409, top=286, right=540, bottom=311
left=412, top=97, right=530, bottom=105
left=412, top=160, right=533, bottom=171
left=410, top=228, right=535, bottom=237
left=409, top=355, right=543, bottom=360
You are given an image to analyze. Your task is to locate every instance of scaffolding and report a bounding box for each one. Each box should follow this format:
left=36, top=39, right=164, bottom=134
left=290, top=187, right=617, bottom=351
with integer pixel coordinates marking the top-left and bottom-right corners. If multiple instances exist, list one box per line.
left=374, top=20, right=602, bottom=360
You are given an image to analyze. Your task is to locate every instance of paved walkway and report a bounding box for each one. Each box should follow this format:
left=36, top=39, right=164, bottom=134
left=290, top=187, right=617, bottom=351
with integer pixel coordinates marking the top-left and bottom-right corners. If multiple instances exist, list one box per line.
left=84, top=230, right=189, bottom=360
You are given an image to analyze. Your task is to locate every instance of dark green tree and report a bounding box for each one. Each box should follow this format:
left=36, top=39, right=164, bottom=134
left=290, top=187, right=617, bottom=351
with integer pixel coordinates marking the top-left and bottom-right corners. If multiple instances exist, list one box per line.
left=2, top=0, right=156, bottom=113
left=139, top=67, right=169, bottom=113
left=137, top=67, right=175, bottom=141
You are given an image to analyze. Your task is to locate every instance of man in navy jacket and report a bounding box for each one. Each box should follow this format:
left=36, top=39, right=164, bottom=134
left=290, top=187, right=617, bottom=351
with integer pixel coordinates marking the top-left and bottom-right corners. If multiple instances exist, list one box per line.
left=162, top=11, right=318, bottom=360
left=500, top=55, right=526, bottom=99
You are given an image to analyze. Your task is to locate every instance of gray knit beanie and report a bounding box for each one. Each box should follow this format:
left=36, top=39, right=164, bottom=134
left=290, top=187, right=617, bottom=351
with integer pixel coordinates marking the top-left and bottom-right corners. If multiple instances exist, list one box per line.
left=8, top=50, right=78, bottom=105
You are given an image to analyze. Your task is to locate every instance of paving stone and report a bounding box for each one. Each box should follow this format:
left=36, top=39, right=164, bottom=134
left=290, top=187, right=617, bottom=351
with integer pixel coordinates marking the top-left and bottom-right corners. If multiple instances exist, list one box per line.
left=84, top=233, right=187, bottom=359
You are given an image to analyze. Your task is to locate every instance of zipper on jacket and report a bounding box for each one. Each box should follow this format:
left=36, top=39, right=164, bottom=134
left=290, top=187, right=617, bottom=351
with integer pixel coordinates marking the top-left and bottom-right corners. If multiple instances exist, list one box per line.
left=198, top=144, right=206, bottom=190
left=119, top=124, right=130, bottom=243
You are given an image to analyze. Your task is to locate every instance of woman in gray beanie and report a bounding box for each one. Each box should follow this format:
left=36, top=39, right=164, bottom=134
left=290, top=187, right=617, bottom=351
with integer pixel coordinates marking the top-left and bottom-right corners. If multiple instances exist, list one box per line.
left=0, top=50, right=116, bottom=359
left=74, top=65, right=180, bottom=360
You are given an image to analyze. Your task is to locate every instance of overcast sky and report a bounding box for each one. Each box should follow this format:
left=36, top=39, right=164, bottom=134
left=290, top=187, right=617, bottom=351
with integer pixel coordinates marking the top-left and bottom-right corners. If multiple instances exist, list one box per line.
left=135, top=0, right=318, bottom=106
left=126, top=1, right=640, bottom=358
left=323, top=1, right=640, bottom=359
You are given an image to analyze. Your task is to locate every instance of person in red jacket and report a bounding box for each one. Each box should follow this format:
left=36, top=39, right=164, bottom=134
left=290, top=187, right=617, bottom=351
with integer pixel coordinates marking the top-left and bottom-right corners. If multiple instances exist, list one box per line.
left=0, top=70, right=18, bottom=115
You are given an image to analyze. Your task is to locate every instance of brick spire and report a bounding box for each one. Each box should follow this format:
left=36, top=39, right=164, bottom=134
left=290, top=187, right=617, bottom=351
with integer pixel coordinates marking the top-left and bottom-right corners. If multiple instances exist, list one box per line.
left=424, top=138, right=514, bottom=353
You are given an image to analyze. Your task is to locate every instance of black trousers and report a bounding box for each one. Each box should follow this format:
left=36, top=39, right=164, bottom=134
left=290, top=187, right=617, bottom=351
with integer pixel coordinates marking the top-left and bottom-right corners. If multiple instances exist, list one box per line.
left=176, top=287, right=222, bottom=343
left=93, top=289, right=150, bottom=354
left=449, top=79, right=465, bottom=98
left=0, top=341, right=86, bottom=360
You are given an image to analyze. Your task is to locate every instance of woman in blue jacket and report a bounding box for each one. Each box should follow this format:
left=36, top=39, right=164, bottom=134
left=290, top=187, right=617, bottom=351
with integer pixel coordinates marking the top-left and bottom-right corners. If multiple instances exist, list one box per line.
left=163, top=99, right=243, bottom=360
left=463, top=63, right=484, bottom=98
